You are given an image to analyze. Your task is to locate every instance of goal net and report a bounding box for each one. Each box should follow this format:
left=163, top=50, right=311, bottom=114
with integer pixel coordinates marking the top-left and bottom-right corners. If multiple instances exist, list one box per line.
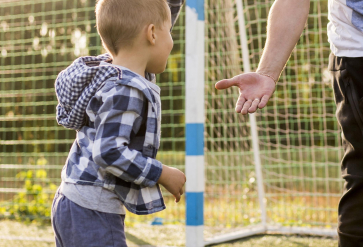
left=203, top=0, right=341, bottom=243
left=0, top=0, right=341, bottom=245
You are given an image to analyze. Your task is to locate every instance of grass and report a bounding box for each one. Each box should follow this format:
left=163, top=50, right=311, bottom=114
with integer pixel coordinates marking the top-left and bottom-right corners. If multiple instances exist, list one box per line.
left=0, top=220, right=337, bottom=247
left=122, top=193, right=339, bottom=231
left=123, top=148, right=342, bottom=228
left=0, top=149, right=342, bottom=246
left=212, top=235, right=337, bottom=247
left=0, top=189, right=340, bottom=234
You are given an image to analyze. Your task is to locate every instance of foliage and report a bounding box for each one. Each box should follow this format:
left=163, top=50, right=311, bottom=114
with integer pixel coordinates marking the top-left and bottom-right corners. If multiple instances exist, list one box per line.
left=0, top=158, right=57, bottom=224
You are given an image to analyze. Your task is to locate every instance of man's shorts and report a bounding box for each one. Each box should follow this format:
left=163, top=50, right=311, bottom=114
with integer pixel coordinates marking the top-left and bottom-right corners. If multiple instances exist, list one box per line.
left=51, top=189, right=127, bottom=247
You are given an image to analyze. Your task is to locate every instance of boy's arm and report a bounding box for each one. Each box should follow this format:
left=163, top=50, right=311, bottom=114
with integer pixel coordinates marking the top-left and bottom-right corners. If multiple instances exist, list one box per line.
left=167, top=0, right=185, bottom=28
left=92, top=86, right=162, bottom=188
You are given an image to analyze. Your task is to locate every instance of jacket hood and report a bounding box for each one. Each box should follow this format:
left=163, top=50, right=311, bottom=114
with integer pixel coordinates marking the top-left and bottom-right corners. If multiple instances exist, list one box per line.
left=55, top=54, right=122, bottom=130
left=55, top=54, right=158, bottom=130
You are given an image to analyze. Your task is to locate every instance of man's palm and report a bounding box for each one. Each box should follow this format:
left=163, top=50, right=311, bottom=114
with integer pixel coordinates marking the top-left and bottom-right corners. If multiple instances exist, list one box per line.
left=215, top=72, right=276, bottom=114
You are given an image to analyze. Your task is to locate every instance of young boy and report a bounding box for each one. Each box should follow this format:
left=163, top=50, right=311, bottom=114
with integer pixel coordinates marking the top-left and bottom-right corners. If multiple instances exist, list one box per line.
left=52, top=0, right=185, bottom=246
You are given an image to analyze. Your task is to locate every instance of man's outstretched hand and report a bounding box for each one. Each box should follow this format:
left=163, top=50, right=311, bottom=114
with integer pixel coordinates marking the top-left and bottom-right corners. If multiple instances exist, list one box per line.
left=215, top=72, right=276, bottom=115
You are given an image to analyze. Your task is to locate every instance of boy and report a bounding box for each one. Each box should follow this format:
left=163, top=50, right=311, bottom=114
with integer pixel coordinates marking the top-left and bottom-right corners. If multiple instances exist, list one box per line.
left=52, top=0, right=185, bottom=246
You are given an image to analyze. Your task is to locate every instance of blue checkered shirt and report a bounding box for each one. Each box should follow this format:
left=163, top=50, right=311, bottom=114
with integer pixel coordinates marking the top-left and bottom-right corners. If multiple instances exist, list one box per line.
left=54, top=0, right=184, bottom=215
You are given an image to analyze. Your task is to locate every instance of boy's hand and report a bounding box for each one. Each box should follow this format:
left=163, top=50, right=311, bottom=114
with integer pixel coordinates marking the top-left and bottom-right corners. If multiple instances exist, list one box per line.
left=158, top=165, right=186, bottom=203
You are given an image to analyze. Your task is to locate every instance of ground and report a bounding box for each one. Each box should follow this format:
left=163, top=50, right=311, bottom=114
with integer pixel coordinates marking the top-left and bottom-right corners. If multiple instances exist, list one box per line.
left=212, top=235, right=336, bottom=247
left=0, top=220, right=337, bottom=247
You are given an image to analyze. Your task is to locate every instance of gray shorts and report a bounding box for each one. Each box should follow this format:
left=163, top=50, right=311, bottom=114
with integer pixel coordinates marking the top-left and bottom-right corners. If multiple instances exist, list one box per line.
left=51, top=189, right=127, bottom=247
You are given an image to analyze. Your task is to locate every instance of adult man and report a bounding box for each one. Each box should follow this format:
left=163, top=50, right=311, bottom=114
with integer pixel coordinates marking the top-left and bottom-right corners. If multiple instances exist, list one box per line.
left=215, top=0, right=363, bottom=246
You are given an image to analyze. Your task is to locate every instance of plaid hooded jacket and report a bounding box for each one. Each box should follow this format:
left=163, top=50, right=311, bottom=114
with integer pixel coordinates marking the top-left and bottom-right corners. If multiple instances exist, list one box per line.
left=54, top=0, right=184, bottom=215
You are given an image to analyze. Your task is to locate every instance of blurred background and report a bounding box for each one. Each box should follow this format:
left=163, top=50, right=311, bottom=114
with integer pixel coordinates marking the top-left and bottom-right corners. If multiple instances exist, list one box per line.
left=0, top=0, right=341, bottom=246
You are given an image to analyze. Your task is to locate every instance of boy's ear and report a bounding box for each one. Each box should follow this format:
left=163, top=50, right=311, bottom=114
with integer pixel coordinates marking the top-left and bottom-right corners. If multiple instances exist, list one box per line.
left=146, top=24, right=156, bottom=45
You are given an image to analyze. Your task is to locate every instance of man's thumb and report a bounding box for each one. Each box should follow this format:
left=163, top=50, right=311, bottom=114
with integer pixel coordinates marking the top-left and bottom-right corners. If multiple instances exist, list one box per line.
left=215, top=78, right=237, bottom=90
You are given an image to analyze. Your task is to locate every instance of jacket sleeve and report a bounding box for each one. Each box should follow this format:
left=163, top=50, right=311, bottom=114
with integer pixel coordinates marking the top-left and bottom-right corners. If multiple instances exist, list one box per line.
left=168, top=0, right=185, bottom=28
left=92, top=85, right=162, bottom=188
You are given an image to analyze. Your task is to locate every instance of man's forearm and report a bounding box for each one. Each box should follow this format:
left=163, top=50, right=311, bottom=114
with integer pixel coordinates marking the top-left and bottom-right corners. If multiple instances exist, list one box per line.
left=257, top=0, right=310, bottom=80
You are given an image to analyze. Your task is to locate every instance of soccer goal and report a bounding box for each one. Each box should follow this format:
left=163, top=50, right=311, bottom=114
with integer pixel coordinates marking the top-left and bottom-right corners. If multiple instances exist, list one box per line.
left=186, top=0, right=341, bottom=246
left=0, top=0, right=340, bottom=246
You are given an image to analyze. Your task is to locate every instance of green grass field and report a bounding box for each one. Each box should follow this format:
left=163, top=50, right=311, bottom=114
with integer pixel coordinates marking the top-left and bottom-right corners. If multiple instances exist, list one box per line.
left=0, top=220, right=337, bottom=247
left=212, top=235, right=337, bottom=247
left=0, top=150, right=342, bottom=246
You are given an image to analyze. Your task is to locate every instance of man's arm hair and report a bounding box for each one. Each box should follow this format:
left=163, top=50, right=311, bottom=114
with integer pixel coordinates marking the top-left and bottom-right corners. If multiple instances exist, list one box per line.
left=257, top=0, right=310, bottom=80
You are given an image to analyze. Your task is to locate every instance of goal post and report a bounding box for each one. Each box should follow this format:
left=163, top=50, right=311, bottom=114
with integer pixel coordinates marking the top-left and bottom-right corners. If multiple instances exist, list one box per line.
left=188, top=0, right=340, bottom=245
left=236, top=0, right=267, bottom=228
left=0, top=0, right=343, bottom=246
left=185, top=0, right=205, bottom=246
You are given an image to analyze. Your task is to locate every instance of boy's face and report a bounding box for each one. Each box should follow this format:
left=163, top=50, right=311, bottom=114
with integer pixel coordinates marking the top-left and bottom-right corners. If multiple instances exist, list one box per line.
left=146, top=5, right=173, bottom=74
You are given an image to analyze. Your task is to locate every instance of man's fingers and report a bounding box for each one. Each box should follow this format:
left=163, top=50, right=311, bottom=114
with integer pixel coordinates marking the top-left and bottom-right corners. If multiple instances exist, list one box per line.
left=235, top=96, right=246, bottom=113
left=179, top=188, right=184, bottom=196
left=215, top=78, right=238, bottom=90
left=248, top=99, right=260, bottom=113
left=240, top=100, right=252, bottom=115
left=175, top=193, right=181, bottom=203
left=258, top=95, right=271, bottom=109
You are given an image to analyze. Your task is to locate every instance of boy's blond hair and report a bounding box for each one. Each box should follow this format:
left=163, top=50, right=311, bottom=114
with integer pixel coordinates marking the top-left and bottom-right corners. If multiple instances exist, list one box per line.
left=96, top=0, right=169, bottom=56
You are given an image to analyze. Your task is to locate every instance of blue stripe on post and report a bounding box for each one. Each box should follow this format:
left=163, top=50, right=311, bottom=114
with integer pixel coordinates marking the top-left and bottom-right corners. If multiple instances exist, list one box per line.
left=186, top=192, right=204, bottom=226
left=186, top=123, right=204, bottom=156
left=187, top=0, right=205, bottom=21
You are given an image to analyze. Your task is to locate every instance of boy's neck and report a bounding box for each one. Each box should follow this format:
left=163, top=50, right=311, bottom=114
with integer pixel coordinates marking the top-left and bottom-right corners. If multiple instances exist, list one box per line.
left=112, top=47, right=149, bottom=78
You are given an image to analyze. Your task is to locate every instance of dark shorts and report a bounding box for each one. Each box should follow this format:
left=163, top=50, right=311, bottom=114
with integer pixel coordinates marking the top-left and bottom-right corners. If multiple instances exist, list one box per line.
left=329, top=53, right=363, bottom=247
left=51, top=189, right=127, bottom=247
